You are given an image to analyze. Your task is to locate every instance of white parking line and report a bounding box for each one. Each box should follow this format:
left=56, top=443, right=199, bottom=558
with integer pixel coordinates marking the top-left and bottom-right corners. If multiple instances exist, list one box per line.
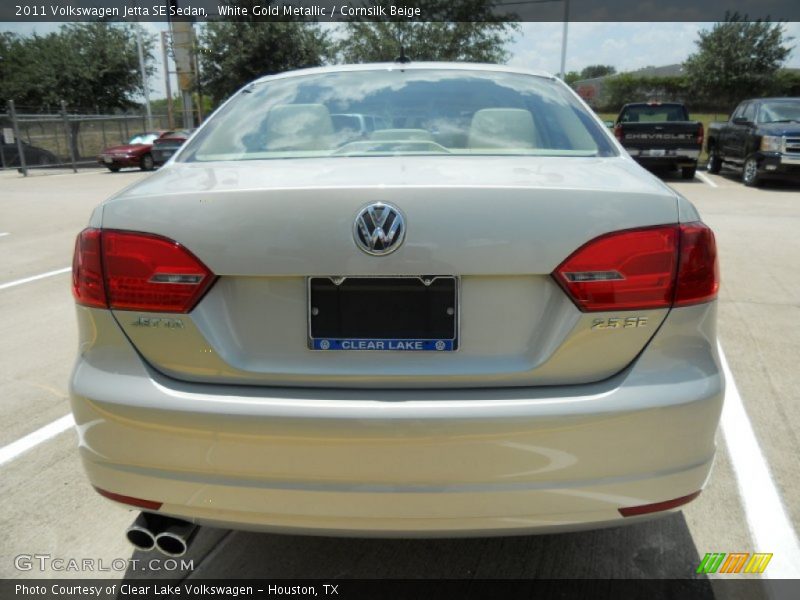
left=696, top=172, right=718, bottom=188
left=0, top=232, right=10, bottom=238
left=719, top=344, right=800, bottom=579
left=0, top=266, right=70, bottom=291
left=0, top=414, right=74, bottom=467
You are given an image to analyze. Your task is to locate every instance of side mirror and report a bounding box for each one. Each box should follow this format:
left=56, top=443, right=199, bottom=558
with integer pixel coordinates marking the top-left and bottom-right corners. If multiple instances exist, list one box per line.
left=732, top=116, right=750, bottom=125
left=604, top=120, right=615, bottom=128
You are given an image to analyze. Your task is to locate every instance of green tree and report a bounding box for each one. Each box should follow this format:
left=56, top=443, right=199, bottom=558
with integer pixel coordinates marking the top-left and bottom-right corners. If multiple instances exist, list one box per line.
left=683, top=14, right=793, bottom=108
left=580, top=65, right=616, bottom=79
left=337, top=1, right=518, bottom=63
left=602, top=74, right=690, bottom=112
left=0, top=23, right=153, bottom=112
left=564, top=71, right=582, bottom=86
left=1, top=23, right=154, bottom=161
left=199, top=20, right=331, bottom=105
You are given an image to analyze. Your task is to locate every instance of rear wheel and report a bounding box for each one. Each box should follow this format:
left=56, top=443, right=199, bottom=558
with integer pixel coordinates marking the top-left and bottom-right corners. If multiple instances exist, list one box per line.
left=140, top=153, right=154, bottom=171
left=681, top=166, right=697, bottom=180
left=106, top=166, right=120, bottom=173
left=742, top=156, right=761, bottom=187
left=707, top=146, right=722, bottom=174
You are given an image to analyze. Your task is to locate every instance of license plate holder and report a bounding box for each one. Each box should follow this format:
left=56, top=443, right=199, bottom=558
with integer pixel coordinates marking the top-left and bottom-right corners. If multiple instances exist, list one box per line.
left=308, top=276, right=458, bottom=351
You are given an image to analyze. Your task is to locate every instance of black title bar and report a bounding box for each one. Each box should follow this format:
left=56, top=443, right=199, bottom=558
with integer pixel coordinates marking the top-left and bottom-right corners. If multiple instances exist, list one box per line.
left=3, top=0, right=800, bottom=23
left=4, top=578, right=800, bottom=600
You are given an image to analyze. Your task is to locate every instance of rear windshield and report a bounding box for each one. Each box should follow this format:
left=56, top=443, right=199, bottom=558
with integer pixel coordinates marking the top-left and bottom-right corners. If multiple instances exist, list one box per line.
left=179, top=69, right=616, bottom=161
left=619, top=105, right=689, bottom=123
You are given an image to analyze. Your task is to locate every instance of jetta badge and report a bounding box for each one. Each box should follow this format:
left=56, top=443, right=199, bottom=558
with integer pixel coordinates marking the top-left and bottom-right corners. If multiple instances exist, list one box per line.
left=353, top=202, right=405, bottom=256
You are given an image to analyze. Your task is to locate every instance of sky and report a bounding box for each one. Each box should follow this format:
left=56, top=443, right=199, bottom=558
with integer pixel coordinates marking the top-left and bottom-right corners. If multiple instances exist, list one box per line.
left=3, top=21, right=800, bottom=100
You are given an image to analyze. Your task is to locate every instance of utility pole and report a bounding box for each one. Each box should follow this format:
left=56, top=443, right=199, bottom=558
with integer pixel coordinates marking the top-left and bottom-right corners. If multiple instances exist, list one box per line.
left=135, top=24, right=153, bottom=130
left=161, top=31, right=175, bottom=129
left=559, top=0, right=570, bottom=80
left=168, top=18, right=197, bottom=128
left=8, top=100, right=27, bottom=176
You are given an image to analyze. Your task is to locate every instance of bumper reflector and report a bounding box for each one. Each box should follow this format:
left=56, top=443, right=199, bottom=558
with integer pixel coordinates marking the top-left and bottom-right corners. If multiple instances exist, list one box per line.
left=94, top=486, right=162, bottom=511
left=618, top=490, right=701, bottom=517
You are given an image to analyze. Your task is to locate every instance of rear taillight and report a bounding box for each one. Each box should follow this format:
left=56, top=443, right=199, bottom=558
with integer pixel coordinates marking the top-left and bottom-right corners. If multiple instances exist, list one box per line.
left=72, top=228, right=107, bottom=308
left=613, top=123, right=623, bottom=141
left=697, top=123, right=705, bottom=147
left=553, top=222, right=718, bottom=312
left=71, top=229, right=215, bottom=313
left=674, top=223, right=719, bottom=306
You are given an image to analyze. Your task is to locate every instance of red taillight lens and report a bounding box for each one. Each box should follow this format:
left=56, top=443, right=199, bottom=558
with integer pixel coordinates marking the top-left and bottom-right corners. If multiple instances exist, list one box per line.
left=554, top=226, right=679, bottom=311
left=71, top=229, right=215, bottom=313
left=553, top=223, right=718, bottom=312
left=613, top=123, right=623, bottom=141
left=697, top=123, right=705, bottom=147
left=103, top=231, right=215, bottom=312
left=674, top=222, right=719, bottom=306
left=72, top=228, right=107, bottom=308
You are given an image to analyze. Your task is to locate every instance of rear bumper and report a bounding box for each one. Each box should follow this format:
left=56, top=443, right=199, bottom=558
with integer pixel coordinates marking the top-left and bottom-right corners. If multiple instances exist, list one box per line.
left=98, top=156, right=140, bottom=168
left=151, top=149, right=177, bottom=165
left=69, top=303, right=723, bottom=536
left=629, top=149, right=700, bottom=169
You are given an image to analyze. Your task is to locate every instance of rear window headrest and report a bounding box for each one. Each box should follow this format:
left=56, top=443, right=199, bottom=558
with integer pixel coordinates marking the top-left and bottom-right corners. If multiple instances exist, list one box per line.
left=468, top=108, right=538, bottom=149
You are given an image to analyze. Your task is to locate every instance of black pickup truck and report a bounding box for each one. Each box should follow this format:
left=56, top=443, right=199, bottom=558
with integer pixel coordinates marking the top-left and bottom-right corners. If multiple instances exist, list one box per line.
left=613, top=102, right=704, bottom=179
left=706, top=97, right=800, bottom=186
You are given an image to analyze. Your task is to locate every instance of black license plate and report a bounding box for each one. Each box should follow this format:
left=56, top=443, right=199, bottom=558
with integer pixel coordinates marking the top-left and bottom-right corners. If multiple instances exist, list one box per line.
left=308, top=277, right=458, bottom=351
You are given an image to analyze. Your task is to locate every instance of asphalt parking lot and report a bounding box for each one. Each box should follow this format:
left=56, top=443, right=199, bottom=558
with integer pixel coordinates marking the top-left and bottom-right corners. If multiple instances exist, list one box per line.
left=0, top=167, right=798, bottom=592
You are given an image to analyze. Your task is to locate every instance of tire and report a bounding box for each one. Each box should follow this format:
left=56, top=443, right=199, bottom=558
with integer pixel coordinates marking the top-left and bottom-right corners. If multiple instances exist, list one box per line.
left=140, top=153, right=154, bottom=171
left=106, top=165, right=121, bottom=173
left=681, top=166, right=697, bottom=180
left=707, top=146, right=722, bottom=174
left=742, top=155, right=761, bottom=187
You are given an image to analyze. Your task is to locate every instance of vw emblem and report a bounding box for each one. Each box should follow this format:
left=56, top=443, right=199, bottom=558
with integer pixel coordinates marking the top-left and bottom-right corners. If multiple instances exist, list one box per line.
left=353, top=202, right=405, bottom=256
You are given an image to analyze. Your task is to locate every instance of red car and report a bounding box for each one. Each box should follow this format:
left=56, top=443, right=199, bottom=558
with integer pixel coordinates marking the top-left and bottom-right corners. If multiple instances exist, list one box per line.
left=97, top=131, right=170, bottom=172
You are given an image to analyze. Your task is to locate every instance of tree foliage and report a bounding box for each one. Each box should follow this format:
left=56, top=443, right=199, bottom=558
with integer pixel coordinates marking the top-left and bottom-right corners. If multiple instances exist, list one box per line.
left=580, top=65, right=616, bottom=79
left=199, top=20, right=331, bottom=105
left=601, top=74, right=690, bottom=111
left=578, top=70, right=800, bottom=113
left=683, top=13, right=792, bottom=106
left=337, top=1, right=518, bottom=63
left=0, top=23, right=153, bottom=112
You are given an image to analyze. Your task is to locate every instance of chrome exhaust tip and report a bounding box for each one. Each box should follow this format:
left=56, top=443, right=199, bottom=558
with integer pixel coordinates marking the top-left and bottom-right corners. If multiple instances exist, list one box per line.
left=154, top=520, right=198, bottom=557
left=125, top=513, right=158, bottom=551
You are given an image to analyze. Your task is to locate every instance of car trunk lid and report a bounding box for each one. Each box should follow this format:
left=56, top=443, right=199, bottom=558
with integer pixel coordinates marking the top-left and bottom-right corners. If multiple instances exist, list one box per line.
left=101, top=155, right=679, bottom=388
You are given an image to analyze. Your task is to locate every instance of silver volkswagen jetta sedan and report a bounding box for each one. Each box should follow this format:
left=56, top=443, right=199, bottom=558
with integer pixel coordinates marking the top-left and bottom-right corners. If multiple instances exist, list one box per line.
left=70, top=63, right=722, bottom=552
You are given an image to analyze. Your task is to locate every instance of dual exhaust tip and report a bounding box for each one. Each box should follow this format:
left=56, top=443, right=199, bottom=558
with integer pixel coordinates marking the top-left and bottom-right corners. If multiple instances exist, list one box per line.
left=126, top=513, right=198, bottom=557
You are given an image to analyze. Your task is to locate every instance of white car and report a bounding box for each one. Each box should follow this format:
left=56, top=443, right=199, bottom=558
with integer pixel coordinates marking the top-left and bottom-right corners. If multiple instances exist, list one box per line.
left=70, top=63, right=722, bottom=555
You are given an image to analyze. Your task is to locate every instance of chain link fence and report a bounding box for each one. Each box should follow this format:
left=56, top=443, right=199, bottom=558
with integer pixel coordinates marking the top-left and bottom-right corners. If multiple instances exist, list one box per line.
left=1, top=102, right=182, bottom=174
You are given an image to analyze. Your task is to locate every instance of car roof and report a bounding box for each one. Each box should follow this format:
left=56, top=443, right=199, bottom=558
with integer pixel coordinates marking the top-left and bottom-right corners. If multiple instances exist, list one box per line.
left=248, top=62, right=556, bottom=87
